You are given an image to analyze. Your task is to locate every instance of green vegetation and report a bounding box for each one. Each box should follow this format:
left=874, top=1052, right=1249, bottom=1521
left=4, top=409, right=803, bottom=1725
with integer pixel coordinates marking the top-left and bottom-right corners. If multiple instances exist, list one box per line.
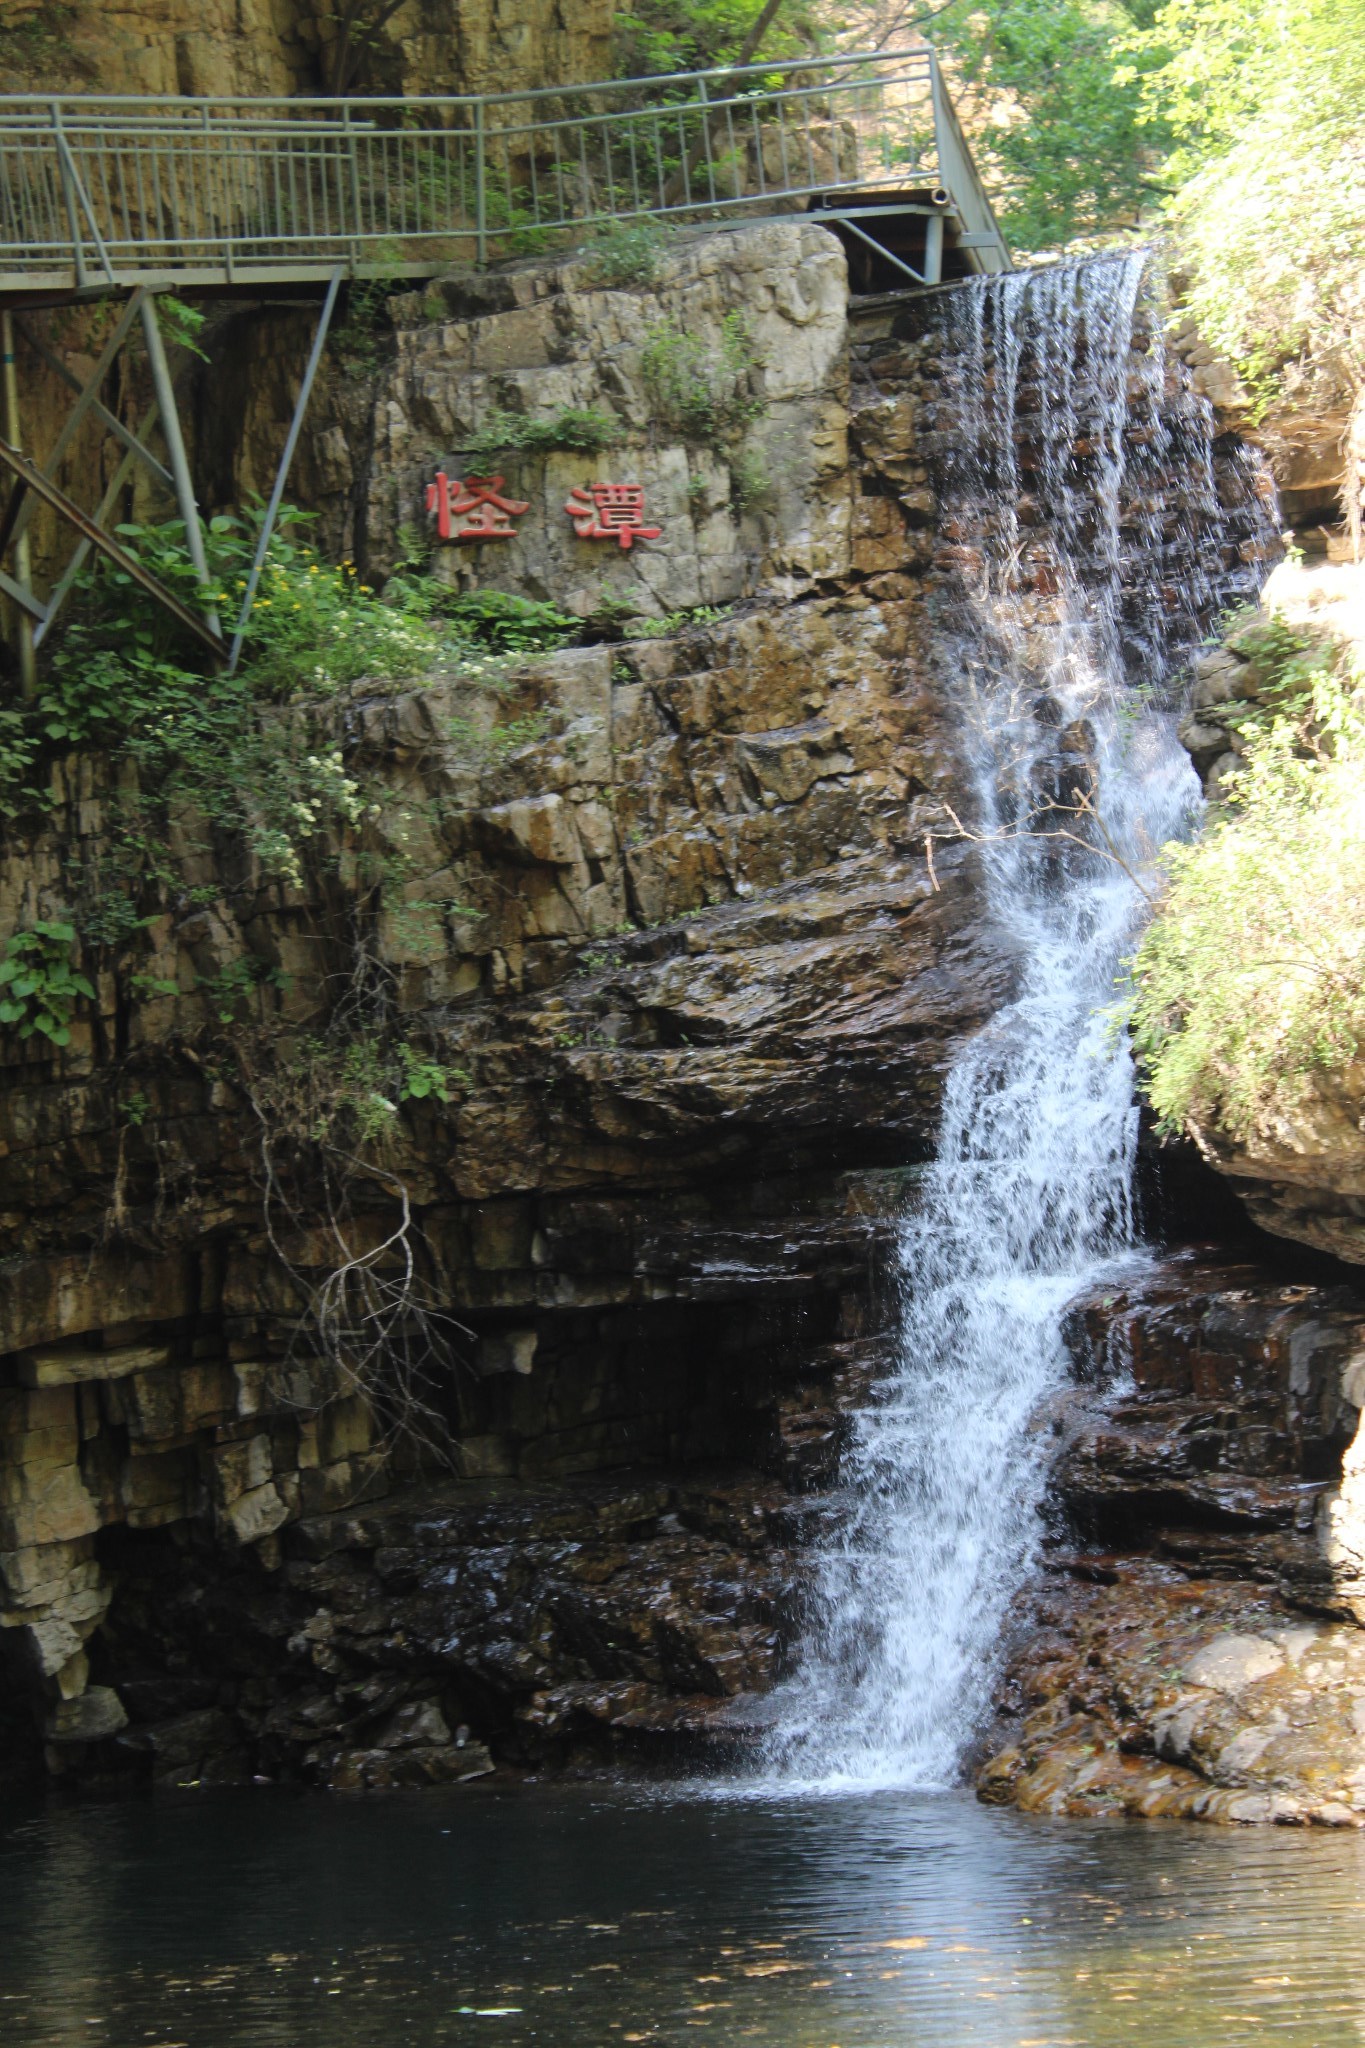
left=642, top=313, right=765, bottom=447
left=0, top=921, right=95, bottom=1048
left=463, top=406, right=621, bottom=464
left=630, top=604, right=729, bottom=639
left=728, top=445, right=771, bottom=516
left=397, top=1042, right=462, bottom=1104
left=1124, top=0, right=1365, bottom=411
left=431, top=589, right=581, bottom=654
left=582, top=216, right=670, bottom=288
left=0, top=508, right=579, bottom=1058
left=1127, top=618, right=1365, bottom=1143
left=612, top=0, right=815, bottom=79
left=926, top=0, right=1171, bottom=249
left=446, top=707, right=551, bottom=761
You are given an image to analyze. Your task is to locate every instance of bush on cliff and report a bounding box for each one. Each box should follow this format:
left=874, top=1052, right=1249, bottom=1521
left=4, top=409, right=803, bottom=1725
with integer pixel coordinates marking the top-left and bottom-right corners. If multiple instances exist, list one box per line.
left=1121, top=0, right=1365, bottom=411
left=1128, top=620, right=1365, bottom=1143
left=1, top=509, right=548, bottom=889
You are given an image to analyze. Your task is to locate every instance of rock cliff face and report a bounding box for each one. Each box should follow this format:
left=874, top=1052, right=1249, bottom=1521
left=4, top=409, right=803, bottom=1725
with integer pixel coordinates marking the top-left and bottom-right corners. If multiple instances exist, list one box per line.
left=977, top=1254, right=1365, bottom=1825
left=0, top=226, right=1013, bottom=1785
left=1, top=0, right=614, bottom=103
left=0, top=226, right=1325, bottom=1806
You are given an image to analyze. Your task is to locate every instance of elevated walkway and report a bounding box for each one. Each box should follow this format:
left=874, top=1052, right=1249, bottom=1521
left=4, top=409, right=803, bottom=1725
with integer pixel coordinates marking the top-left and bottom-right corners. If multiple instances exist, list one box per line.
left=0, top=51, right=1008, bottom=686
left=0, top=51, right=1009, bottom=301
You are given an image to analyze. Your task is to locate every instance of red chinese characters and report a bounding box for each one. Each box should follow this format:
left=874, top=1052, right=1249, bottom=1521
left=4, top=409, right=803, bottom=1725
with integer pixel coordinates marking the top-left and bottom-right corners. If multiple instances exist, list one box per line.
left=426, top=471, right=529, bottom=541
left=564, top=482, right=662, bottom=550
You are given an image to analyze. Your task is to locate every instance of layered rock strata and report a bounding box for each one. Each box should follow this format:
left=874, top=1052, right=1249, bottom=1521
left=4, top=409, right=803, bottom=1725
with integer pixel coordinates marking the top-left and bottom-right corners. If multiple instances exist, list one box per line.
left=978, top=1252, right=1365, bottom=1823
left=0, top=232, right=1276, bottom=1792
left=1, top=0, right=614, bottom=104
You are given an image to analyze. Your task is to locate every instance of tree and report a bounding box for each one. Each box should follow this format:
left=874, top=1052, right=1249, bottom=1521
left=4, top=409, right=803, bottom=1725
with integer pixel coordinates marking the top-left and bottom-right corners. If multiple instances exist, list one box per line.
left=1118, top=0, right=1365, bottom=406
left=929, top=0, right=1170, bottom=248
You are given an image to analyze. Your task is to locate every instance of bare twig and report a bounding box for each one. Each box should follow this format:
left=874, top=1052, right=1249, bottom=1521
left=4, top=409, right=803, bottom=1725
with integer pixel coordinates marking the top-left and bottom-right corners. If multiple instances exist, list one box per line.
left=939, top=792, right=1161, bottom=905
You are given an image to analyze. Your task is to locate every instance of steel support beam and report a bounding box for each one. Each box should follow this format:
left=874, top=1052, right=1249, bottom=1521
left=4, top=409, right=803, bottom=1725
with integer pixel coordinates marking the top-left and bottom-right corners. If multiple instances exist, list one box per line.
left=21, top=324, right=174, bottom=491
left=34, top=402, right=161, bottom=649
left=0, top=310, right=36, bottom=695
left=228, top=266, right=343, bottom=673
left=0, top=436, right=225, bottom=663
left=139, top=293, right=221, bottom=638
left=0, top=287, right=147, bottom=559
left=837, top=216, right=928, bottom=288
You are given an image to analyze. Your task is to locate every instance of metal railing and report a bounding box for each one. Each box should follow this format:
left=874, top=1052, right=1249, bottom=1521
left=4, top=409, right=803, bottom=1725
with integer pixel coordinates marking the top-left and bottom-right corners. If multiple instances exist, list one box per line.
left=0, top=50, right=1009, bottom=292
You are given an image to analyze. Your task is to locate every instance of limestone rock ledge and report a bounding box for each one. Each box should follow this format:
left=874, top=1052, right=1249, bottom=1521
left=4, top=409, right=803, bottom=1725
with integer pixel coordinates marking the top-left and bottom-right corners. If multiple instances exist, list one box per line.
left=977, top=1253, right=1365, bottom=1824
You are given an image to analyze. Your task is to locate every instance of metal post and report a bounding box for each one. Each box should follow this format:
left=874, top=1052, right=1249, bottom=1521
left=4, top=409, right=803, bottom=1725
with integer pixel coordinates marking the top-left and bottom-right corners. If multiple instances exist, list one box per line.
left=344, top=104, right=364, bottom=268
left=51, top=104, right=87, bottom=291
left=139, top=293, right=221, bottom=639
left=923, top=211, right=944, bottom=287
left=227, top=267, right=343, bottom=674
left=0, top=311, right=37, bottom=698
left=474, top=98, right=487, bottom=266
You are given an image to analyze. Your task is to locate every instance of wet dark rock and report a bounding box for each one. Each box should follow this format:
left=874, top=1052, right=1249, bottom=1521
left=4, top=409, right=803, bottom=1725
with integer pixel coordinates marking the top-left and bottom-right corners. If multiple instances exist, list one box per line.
left=978, top=1254, right=1365, bottom=1823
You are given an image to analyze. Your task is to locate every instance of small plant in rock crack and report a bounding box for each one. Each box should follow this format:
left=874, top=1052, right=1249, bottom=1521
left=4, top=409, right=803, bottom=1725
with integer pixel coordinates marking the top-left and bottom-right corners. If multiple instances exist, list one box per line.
left=728, top=444, right=772, bottom=515
left=582, top=215, right=669, bottom=288
left=435, top=589, right=581, bottom=655
left=198, top=955, right=289, bottom=1025
left=0, top=921, right=96, bottom=1047
left=463, top=406, right=622, bottom=464
left=629, top=604, right=729, bottom=640
left=447, top=708, right=551, bottom=762
left=397, top=1042, right=467, bottom=1104
left=641, top=312, right=766, bottom=449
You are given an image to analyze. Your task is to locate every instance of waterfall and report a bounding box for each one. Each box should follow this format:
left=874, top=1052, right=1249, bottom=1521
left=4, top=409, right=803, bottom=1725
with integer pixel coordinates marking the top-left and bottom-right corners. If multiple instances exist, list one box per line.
left=764, top=253, right=1261, bottom=1791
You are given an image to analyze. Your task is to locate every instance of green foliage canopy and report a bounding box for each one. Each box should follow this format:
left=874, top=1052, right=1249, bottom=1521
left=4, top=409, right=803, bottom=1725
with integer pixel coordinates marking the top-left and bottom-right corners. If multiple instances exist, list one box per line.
left=930, top=0, right=1170, bottom=249
left=1121, top=0, right=1365, bottom=401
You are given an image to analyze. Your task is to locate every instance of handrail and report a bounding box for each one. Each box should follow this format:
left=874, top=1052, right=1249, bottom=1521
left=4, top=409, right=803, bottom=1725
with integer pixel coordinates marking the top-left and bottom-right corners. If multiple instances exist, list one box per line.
left=0, top=51, right=932, bottom=117
left=0, top=49, right=1010, bottom=292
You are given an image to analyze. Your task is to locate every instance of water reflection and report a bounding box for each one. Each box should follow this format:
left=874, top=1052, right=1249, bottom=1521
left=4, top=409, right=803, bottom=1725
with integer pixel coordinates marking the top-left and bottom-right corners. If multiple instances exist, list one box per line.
left=3, top=1786, right=1365, bottom=2046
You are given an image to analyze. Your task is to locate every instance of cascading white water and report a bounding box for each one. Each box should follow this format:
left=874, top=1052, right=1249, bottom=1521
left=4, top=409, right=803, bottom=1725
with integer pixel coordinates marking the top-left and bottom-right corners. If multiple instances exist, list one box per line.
left=765, top=252, right=1257, bottom=1791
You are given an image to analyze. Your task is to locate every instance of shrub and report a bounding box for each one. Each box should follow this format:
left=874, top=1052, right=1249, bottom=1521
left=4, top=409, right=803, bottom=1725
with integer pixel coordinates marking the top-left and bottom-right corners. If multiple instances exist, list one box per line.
left=583, top=216, right=668, bottom=288
left=437, top=589, right=581, bottom=654
left=1122, top=0, right=1365, bottom=412
left=1127, top=621, right=1365, bottom=1143
left=641, top=312, right=765, bottom=448
left=0, top=920, right=95, bottom=1047
left=463, top=406, right=621, bottom=464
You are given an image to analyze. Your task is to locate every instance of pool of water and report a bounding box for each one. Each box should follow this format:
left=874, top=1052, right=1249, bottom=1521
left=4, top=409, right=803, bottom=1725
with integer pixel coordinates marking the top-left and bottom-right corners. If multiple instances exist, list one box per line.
left=3, top=1783, right=1365, bottom=2047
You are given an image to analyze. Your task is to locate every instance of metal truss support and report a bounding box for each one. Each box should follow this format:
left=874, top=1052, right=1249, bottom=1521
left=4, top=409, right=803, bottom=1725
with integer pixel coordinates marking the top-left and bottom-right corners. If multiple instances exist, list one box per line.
left=0, top=287, right=147, bottom=565
left=139, top=294, right=221, bottom=638
left=0, top=437, right=225, bottom=664
left=34, top=403, right=161, bottom=650
left=0, top=310, right=36, bottom=695
left=228, top=266, right=343, bottom=674
left=837, top=216, right=931, bottom=289
left=0, top=288, right=230, bottom=680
